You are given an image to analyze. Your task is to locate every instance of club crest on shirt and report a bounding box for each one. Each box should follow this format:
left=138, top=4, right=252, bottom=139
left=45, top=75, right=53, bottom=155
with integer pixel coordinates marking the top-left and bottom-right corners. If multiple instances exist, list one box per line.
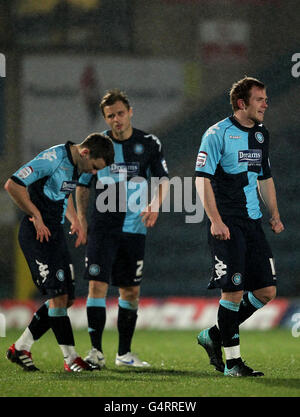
left=134, top=143, right=144, bottom=155
left=255, top=132, right=264, bottom=143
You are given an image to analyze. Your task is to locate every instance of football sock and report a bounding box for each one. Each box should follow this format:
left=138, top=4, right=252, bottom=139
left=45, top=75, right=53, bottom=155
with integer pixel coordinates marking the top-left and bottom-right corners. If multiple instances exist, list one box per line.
left=238, top=291, right=265, bottom=323
left=59, top=345, right=78, bottom=365
left=28, top=302, right=51, bottom=340
left=15, top=302, right=50, bottom=351
left=208, top=323, right=222, bottom=344
left=86, top=297, right=106, bottom=353
left=117, top=298, right=138, bottom=356
left=48, top=307, right=76, bottom=364
left=217, top=300, right=241, bottom=368
left=15, top=327, right=35, bottom=352
left=208, top=292, right=265, bottom=343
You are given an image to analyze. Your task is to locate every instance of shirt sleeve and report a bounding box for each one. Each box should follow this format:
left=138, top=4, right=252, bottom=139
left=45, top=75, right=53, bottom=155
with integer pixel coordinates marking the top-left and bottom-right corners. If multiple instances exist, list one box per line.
left=11, top=147, right=61, bottom=187
left=195, top=126, right=223, bottom=178
left=148, top=135, right=169, bottom=179
left=77, top=172, right=94, bottom=187
left=258, top=130, right=272, bottom=180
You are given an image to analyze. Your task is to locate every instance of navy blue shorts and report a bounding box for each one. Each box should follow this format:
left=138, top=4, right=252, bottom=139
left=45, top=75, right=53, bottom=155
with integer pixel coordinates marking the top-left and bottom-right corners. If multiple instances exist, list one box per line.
left=207, top=217, right=276, bottom=292
left=84, top=227, right=146, bottom=287
left=18, top=216, right=75, bottom=299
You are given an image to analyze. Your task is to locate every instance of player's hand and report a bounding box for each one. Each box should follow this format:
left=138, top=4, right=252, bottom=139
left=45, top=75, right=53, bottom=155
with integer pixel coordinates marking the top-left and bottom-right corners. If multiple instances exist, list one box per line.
left=29, top=215, right=51, bottom=243
left=140, top=205, right=159, bottom=228
left=69, top=220, right=86, bottom=247
left=269, top=217, right=284, bottom=234
left=211, top=221, right=230, bottom=240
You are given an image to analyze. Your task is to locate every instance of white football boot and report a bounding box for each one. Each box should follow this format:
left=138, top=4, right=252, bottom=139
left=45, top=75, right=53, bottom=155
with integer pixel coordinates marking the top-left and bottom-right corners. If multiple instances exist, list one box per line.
left=115, top=352, right=150, bottom=368
left=84, top=348, right=106, bottom=369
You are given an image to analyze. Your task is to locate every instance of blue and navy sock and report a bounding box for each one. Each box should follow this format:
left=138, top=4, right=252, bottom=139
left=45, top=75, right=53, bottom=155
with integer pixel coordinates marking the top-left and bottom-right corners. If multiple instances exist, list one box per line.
left=117, top=298, right=138, bottom=356
left=238, top=291, right=265, bottom=324
left=209, top=292, right=265, bottom=343
left=48, top=307, right=75, bottom=346
left=86, top=297, right=106, bottom=352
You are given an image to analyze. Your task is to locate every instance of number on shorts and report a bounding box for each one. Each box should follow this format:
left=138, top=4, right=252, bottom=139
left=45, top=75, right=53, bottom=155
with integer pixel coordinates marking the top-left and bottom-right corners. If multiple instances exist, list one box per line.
left=136, top=260, right=144, bottom=277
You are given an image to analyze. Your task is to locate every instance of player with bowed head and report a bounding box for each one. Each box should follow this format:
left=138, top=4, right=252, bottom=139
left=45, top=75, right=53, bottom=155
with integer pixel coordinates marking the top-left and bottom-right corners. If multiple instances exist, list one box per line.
left=5, top=133, right=114, bottom=372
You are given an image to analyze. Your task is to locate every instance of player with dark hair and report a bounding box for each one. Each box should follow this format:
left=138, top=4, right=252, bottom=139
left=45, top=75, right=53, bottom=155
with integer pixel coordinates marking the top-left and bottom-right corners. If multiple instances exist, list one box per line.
left=5, top=133, right=114, bottom=372
left=76, top=89, right=169, bottom=368
left=195, top=77, right=284, bottom=376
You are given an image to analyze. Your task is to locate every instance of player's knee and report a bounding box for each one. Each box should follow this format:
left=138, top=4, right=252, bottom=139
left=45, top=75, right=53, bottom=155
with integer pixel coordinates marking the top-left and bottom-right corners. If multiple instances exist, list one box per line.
left=88, top=280, right=108, bottom=298
left=49, top=294, right=68, bottom=308
left=119, top=297, right=139, bottom=310
left=119, top=286, right=140, bottom=304
left=221, top=290, right=243, bottom=304
left=254, top=286, right=276, bottom=304
left=263, top=289, right=276, bottom=304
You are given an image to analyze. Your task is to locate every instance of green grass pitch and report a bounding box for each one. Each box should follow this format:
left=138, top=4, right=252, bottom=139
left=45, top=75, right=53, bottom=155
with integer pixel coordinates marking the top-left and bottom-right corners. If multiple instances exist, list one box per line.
left=0, top=328, right=299, bottom=397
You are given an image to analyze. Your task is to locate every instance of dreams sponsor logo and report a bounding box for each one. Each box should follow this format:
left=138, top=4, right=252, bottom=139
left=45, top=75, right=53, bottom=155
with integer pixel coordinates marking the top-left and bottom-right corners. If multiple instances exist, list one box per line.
left=238, top=149, right=262, bottom=166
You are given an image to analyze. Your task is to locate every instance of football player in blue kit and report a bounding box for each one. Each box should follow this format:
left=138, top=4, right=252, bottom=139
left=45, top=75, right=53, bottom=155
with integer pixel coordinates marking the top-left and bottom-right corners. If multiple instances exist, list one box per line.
left=195, top=77, right=284, bottom=376
left=5, top=133, right=114, bottom=372
left=76, top=89, right=169, bottom=368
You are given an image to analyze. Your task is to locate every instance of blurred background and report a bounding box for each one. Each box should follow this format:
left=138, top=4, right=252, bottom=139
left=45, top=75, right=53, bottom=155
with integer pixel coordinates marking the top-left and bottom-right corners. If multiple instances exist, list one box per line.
left=0, top=0, right=299, bottom=311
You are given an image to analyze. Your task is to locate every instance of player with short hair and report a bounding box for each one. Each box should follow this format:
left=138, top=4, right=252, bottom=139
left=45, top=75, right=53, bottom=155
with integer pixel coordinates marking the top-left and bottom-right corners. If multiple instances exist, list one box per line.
left=76, top=89, right=169, bottom=368
left=195, top=77, right=284, bottom=376
left=5, top=133, right=114, bottom=372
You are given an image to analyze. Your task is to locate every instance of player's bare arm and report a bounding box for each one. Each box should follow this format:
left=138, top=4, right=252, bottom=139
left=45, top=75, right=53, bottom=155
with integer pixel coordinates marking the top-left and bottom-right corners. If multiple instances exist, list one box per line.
left=140, top=178, right=169, bottom=228
left=75, top=185, right=90, bottom=238
left=4, top=179, right=51, bottom=242
left=195, top=177, right=230, bottom=240
left=65, top=194, right=86, bottom=247
left=258, top=177, right=284, bottom=234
